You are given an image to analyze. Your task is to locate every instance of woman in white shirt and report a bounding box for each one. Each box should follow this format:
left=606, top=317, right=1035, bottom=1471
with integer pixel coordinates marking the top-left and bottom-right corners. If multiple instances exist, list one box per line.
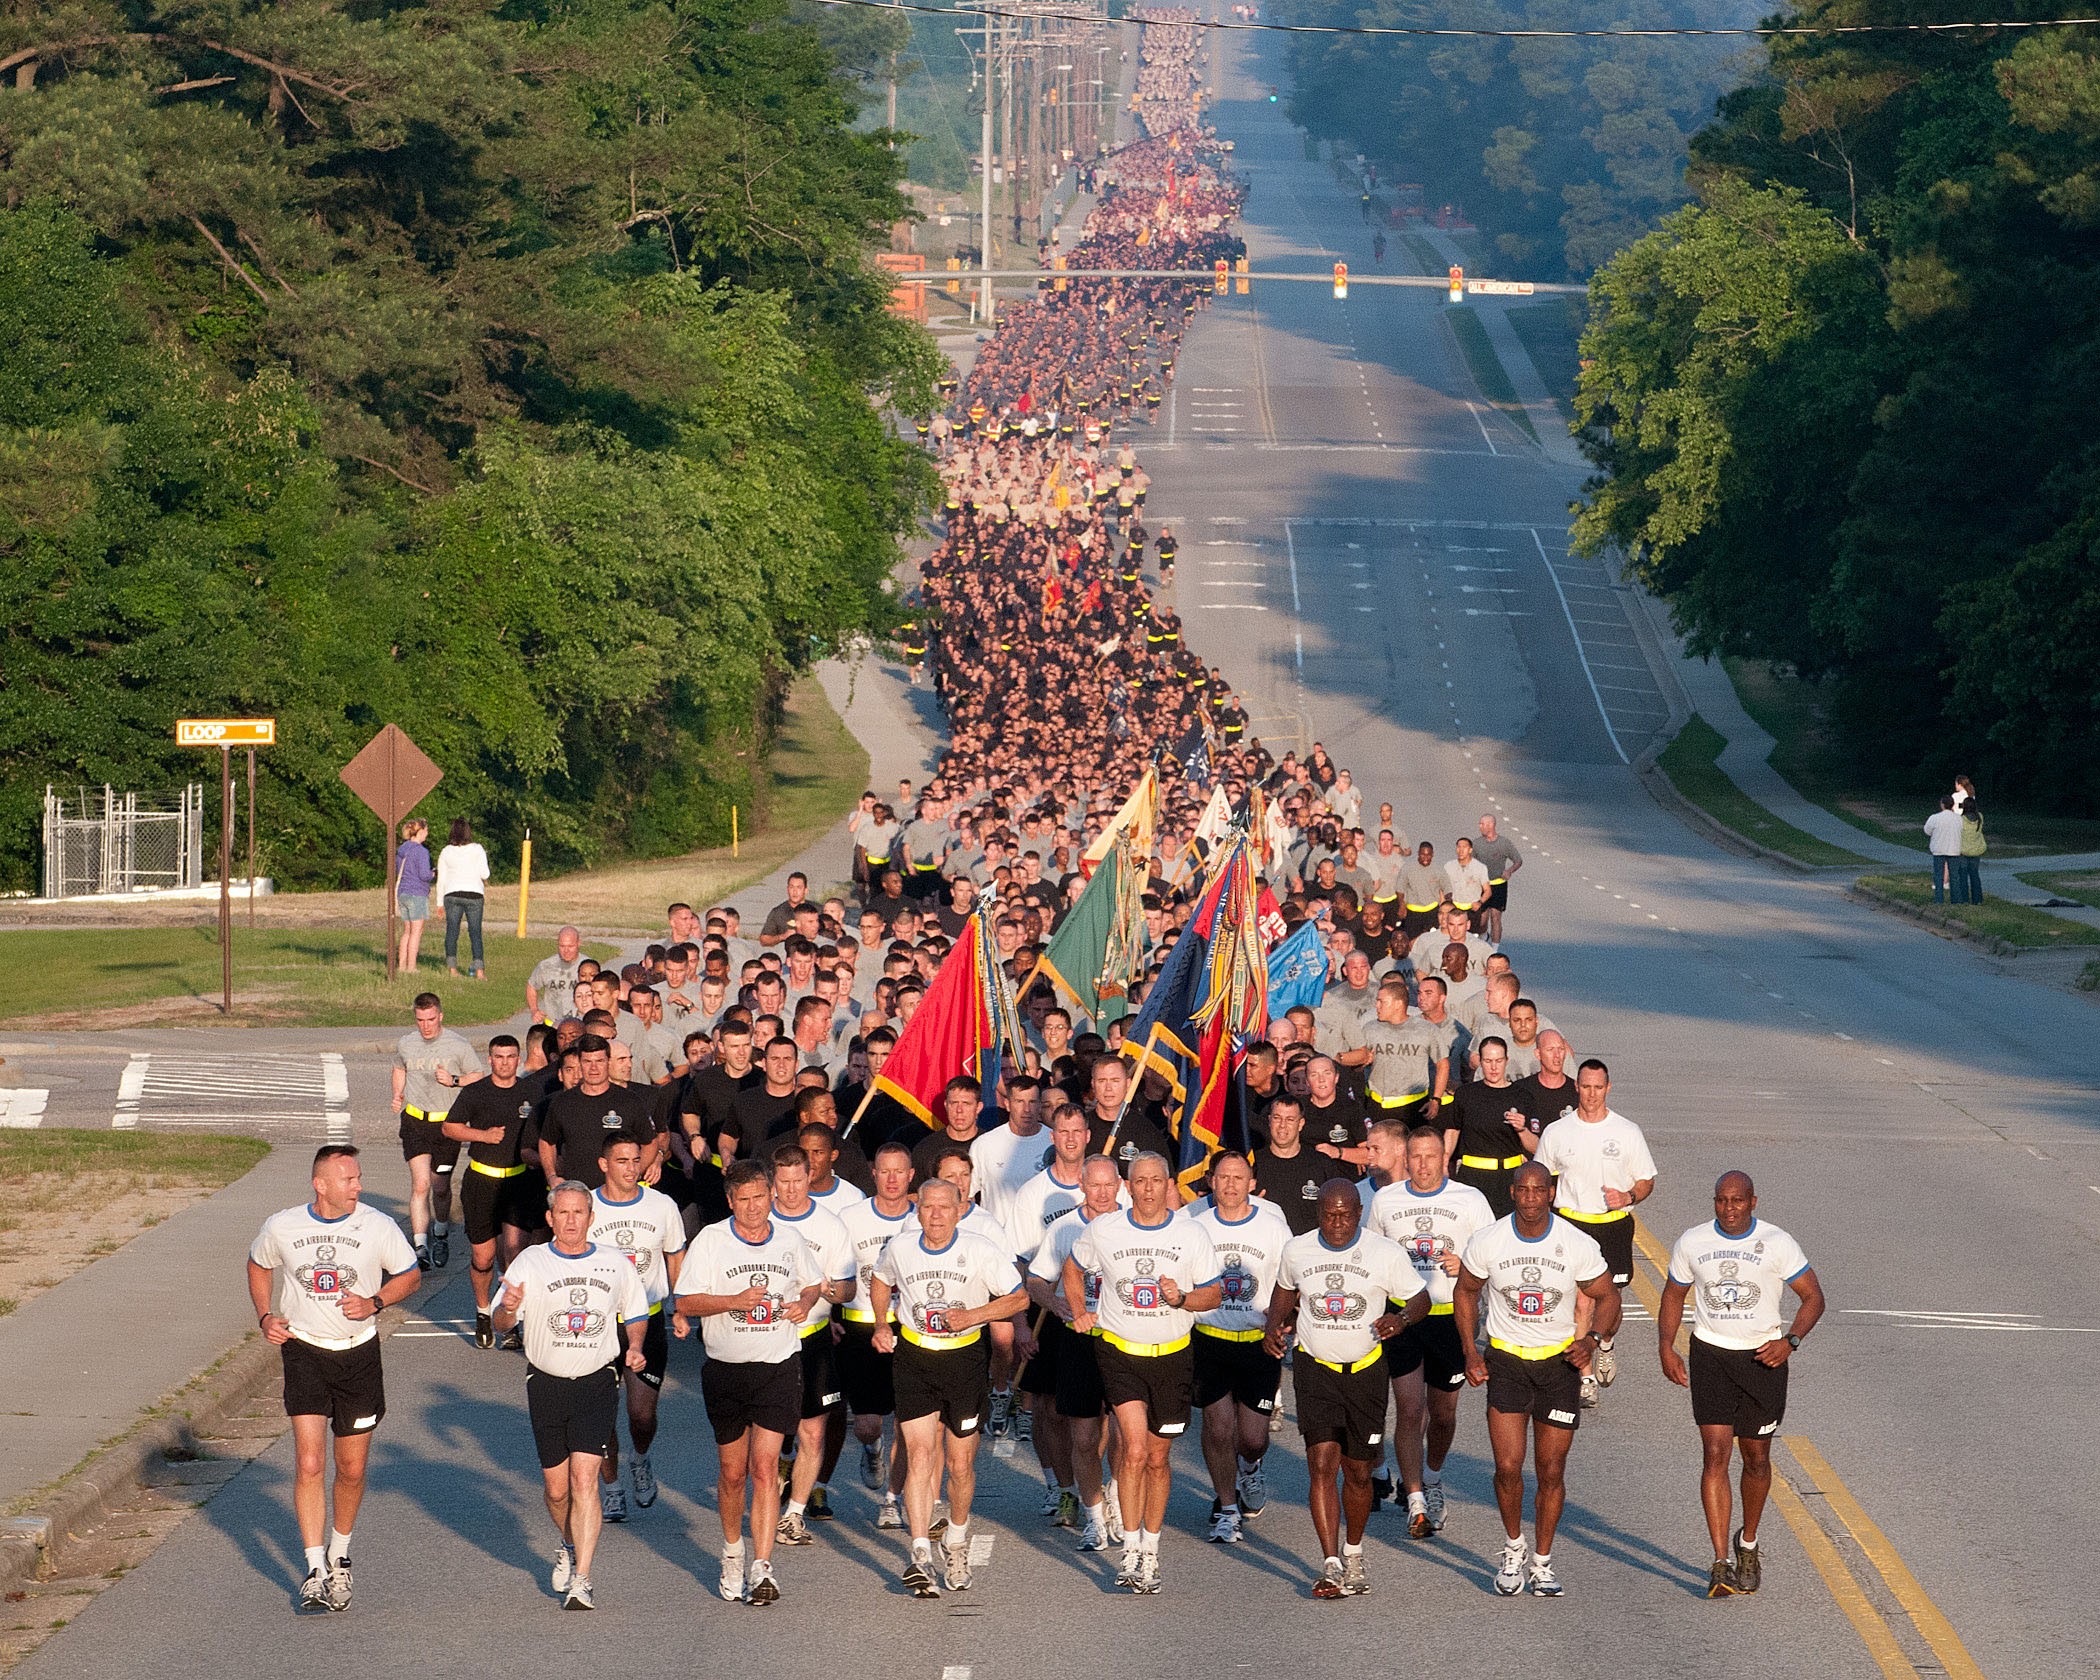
left=435, top=818, right=491, bottom=979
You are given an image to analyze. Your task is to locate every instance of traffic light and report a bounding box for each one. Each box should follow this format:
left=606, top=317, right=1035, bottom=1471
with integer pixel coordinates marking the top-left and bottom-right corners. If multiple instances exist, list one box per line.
left=1333, top=261, right=1348, bottom=300
left=1054, top=254, right=1069, bottom=293
left=1448, top=264, right=1464, bottom=303
left=1235, top=256, right=1249, bottom=295
left=1215, top=258, right=1228, bottom=295
left=1269, top=92, right=1279, bottom=103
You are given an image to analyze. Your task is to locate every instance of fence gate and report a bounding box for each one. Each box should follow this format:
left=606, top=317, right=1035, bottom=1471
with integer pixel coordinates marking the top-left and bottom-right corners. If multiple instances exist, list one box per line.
left=41, top=784, right=205, bottom=898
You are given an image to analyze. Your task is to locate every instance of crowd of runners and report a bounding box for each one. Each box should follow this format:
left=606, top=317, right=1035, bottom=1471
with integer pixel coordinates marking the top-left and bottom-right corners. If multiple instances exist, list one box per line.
left=245, top=8, right=1827, bottom=1624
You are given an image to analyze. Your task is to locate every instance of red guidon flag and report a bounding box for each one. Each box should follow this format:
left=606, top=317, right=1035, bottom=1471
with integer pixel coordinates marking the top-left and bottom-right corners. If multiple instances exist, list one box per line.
left=870, top=910, right=1011, bottom=1128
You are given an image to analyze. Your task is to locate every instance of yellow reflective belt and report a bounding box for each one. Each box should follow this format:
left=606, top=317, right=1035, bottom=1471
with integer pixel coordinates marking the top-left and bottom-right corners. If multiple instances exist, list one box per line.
left=1404, top=902, right=1439, bottom=914
left=468, top=1159, right=527, bottom=1179
left=899, top=1325, right=982, bottom=1351
left=1308, top=1347, right=1386, bottom=1374
left=1489, top=877, right=1507, bottom=885
left=1560, top=1206, right=1631, bottom=1224
left=1194, top=1325, right=1264, bottom=1343
left=799, top=1319, right=828, bottom=1339
left=1458, top=1154, right=1526, bottom=1171
left=1097, top=1331, right=1189, bottom=1357
left=1426, top=1302, right=1455, bottom=1317
left=1491, top=1336, right=1573, bottom=1361
left=403, top=1105, right=449, bottom=1122
left=1369, top=1090, right=1427, bottom=1110
left=645, top=1301, right=663, bottom=1317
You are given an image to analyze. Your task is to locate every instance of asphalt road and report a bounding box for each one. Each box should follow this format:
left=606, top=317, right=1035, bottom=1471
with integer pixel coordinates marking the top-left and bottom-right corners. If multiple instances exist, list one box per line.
left=13, top=23, right=2100, bottom=1680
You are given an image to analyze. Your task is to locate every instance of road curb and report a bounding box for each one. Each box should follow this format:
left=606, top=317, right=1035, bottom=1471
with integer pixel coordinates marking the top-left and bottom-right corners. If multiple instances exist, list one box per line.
left=1846, top=880, right=2021, bottom=959
left=1634, top=755, right=1823, bottom=876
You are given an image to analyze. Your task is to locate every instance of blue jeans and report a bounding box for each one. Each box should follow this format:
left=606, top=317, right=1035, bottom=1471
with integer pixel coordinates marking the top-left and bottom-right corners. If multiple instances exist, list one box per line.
left=1931, top=858, right=1954, bottom=902
left=1953, top=857, right=1983, bottom=904
left=443, top=892, right=485, bottom=970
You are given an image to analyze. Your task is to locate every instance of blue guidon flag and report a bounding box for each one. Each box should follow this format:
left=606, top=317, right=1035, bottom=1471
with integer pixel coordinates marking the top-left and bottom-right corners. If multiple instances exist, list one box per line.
left=1264, top=917, right=1328, bottom=1018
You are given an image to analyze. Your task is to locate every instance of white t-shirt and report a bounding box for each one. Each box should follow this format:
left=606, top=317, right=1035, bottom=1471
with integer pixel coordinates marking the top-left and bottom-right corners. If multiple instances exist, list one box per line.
left=1278, top=1227, right=1419, bottom=1365
left=970, top=1123, right=1055, bottom=1232
left=1070, top=1208, right=1219, bottom=1350
left=771, top=1201, right=857, bottom=1334
left=1461, top=1215, right=1608, bottom=1352
left=1534, top=1110, right=1659, bottom=1216
left=250, top=1202, right=418, bottom=1350
left=875, top=1229, right=1022, bottom=1350
left=433, top=842, right=491, bottom=900
left=587, top=1185, right=687, bottom=1309
left=1007, top=1162, right=1120, bottom=1260
left=1030, top=1207, right=1106, bottom=1320
left=682, top=1220, right=821, bottom=1364
left=1368, top=1177, right=1496, bottom=1310
left=809, top=1176, right=868, bottom=1217
left=504, top=1240, right=651, bottom=1378
left=838, top=1200, right=913, bottom=1324
left=1191, top=1200, right=1293, bottom=1336
left=1667, top=1218, right=1812, bottom=1351
left=904, top=1201, right=1012, bottom=1255
left=1444, top=857, right=1491, bottom=908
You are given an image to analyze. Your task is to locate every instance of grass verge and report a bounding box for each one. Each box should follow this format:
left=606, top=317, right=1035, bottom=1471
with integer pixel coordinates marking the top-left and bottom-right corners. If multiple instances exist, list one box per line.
left=2018, top=871, right=2100, bottom=911
left=1724, top=658, right=2100, bottom=857
left=1442, top=307, right=1539, bottom=445
left=1657, top=716, right=1872, bottom=868
left=1854, top=874, right=2100, bottom=950
left=1506, top=297, right=1584, bottom=420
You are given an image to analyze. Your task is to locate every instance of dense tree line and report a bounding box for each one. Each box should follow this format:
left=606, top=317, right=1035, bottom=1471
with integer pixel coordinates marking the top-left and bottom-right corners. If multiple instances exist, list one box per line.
left=0, top=0, right=937, bottom=892
left=1574, top=4, right=2100, bottom=809
left=1274, top=0, right=1757, bottom=274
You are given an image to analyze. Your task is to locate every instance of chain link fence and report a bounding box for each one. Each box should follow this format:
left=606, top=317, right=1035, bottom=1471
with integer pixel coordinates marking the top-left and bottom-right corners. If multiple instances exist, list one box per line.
left=41, top=784, right=205, bottom=899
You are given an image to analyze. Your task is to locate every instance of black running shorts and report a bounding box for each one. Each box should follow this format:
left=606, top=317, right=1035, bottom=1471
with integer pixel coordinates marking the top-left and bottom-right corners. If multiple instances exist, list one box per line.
left=526, top=1364, right=618, bottom=1468
left=893, top=1337, right=991, bottom=1435
left=835, top=1321, right=894, bottom=1418
left=1095, top=1342, right=1193, bottom=1438
left=1689, top=1337, right=1788, bottom=1439
left=797, top=1327, right=845, bottom=1418
left=398, top=1110, right=461, bottom=1173
left=1485, top=1345, right=1582, bottom=1431
left=624, top=1310, right=668, bottom=1392
left=700, top=1353, right=801, bottom=1445
left=1384, top=1314, right=1467, bottom=1390
left=460, top=1168, right=535, bottom=1245
left=282, top=1336, right=386, bottom=1437
left=1565, top=1213, right=1634, bottom=1286
left=1192, top=1331, right=1281, bottom=1413
left=1053, top=1326, right=1106, bottom=1420
left=1019, top=1312, right=1063, bottom=1398
left=1293, top=1351, right=1389, bottom=1462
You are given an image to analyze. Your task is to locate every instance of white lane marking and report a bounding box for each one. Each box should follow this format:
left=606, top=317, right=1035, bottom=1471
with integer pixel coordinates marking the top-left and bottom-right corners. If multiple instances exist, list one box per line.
left=113, top=1053, right=149, bottom=1129
left=1199, top=604, right=1268, bottom=611
left=0, top=1089, right=49, bottom=1128
left=110, top=1052, right=345, bottom=1139
left=1842, top=1309, right=2100, bottom=1335
left=1283, top=520, right=1304, bottom=671
left=967, top=1533, right=995, bottom=1564
left=1532, top=528, right=1628, bottom=765
left=1464, top=401, right=1499, bottom=456
left=944, top=1669, right=974, bottom=1680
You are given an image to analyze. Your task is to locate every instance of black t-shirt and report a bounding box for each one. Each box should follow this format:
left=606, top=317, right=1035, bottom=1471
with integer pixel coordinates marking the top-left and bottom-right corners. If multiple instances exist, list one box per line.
left=1086, top=1103, right=1175, bottom=1173
left=1303, top=1094, right=1368, bottom=1154
left=681, top=1063, right=757, bottom=1145
left=539, top=1085, right=660, bottom=1188
left=1252, top=1147, right=1357, bottom=1235
left=911, top=1125, right=981, bottom=1185
left=827, top=1132, right=876, bottom=1196
left=1447, top=1080, right=1534, bottom=1161
left=1510, top=1074, right=1578, bottom=1138
left=447, top=1076, right=539, bottom=1169
left=725, top=1085, right=801, bottom=1163
left=1231, top=1079, right=1281, bottom=1153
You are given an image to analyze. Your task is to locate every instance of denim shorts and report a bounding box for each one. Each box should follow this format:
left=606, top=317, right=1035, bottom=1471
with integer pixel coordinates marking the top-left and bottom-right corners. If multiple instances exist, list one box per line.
left=398, top=893, right=430, bottom=921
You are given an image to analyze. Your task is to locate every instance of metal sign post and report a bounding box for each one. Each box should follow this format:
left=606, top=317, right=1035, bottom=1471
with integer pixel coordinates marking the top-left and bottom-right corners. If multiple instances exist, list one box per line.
left=339, top=725, right=444, bottom=982
left=176, top=719, right=276, bottom=1014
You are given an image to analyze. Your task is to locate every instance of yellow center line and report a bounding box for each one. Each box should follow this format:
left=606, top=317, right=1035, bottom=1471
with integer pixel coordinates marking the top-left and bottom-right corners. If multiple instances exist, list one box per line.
left=1765, top=1471, right=1920, bottom=1680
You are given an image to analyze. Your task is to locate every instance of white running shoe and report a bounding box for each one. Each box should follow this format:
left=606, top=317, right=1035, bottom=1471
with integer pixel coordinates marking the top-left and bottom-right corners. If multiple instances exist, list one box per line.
left=1578, top=1371, right=1601, bottom=1409
left=550, top=1544, right=575, bottom=1595
left=1341, top=1552, right=1370, bottom=1596
left=1236, top=1460, right=1268, bottom=1516
left=1424, top=1482, right=1447, bottom=1532
left=562, top=1576, right=594, bottom=1612
left=1078, top=1514, right=1110, bottom=1552
left=1135, top=1553, right=1161, bottom=1595
left=719, top=1550, right=746, bottom=1603
left=1115, top=1549, right=1140, bottom=1588
left=747, top=1558, right=780, bottom=1607
left=1313, top=1557, right=1346, bottom=1600
left=1041, top=1482, right=1063, bottom=1519
left=1207, top=1508, right=1243, bottom=1544
left=903, top=1553, right=941, bottom=1599
left=298, top=1567, right=331, bottom=1613
left=325, top=1555, right=352, bottom=1612
left=1593, top=1340, right=1617, bottom=1387
left=776, top=1511, right=813, bottom=1546
left=1494, top=1537, right=1529, bottom=1596
left=1529, top=1555, right=1563, bottom=1597
left=601, top=1481, right=628, bottom=1523
left=942, top=1541, right=973, bottom=1592
left=630, top=1453, right=658, bottom=1508
left=1103, top=1483, right=1125, bottom=1543
left=876, top=1498, right=904, bottom=1530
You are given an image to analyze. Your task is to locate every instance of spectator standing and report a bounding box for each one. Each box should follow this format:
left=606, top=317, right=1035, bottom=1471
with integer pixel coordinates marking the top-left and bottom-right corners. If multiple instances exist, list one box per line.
left=395, top=819, right=434, bottom=975
left=1922, top=797, right=1962, bottom=905
left=437, top=818, right=492, bottom=980
left=1955, top=803, right=1987, bottom=905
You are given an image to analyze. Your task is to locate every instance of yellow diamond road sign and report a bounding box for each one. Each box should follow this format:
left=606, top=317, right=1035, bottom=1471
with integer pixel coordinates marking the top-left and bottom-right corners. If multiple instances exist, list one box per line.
left=176, top=718, right=276, bottom=747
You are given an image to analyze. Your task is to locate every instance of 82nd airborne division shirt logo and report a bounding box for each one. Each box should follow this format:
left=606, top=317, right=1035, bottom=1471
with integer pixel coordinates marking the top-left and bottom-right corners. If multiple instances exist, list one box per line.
left=1310, top=1271, right=1369, bottom=1325
left=735, top=1271, right=779, bottom=1326
left=1118, top=1258, right=1163, bottom=1311
left=1507, top=1263, right=1563, bottom=1319
left=293, top=1244, right=357, bottom=1300
left=553, top=1286, right=607, bottom=1339
left=1218, top=1253, right=1251, bottom=1303
left=1700, top=1258, right=1762, bottom=1314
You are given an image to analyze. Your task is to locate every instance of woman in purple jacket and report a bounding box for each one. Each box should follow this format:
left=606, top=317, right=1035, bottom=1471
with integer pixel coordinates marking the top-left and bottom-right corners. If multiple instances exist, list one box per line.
left=395, top=818, right=434, bottom=973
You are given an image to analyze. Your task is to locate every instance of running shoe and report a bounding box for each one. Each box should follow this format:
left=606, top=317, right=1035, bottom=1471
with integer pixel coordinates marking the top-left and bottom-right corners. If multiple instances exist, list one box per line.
left=1707, top=1558, right=1739, bottom=1598
left=1055, top=1489, right=1082, bottom=1529
left=718, top=1550, right=746, bottom=1603
left=1078, top=1514, right=1110, bottom=1552
left=1313, top=1558, right=1346, bottom=1600
left=1041, top=1482, right=1063, bottom=1520
left=499, top=1325, right=523, bottom=1352
left=776, top=1511, right=813, bottom=1546
left=1578, top=1371, right=1600, bottom=1409
left=1408, top=1493, right=1433, bottom=1540
left=1102, top=1481, right=1125, bottom=1543
left=325, top=1555, right=352, bottom=1612
left=630, top=1454, right=657, bottom=1508
left=298, top=1567, right=331, bottom=1612
left=474, top=1312, right=493, bottom=1350
left=414, top=1247, right=431, bottom=1274
left=859, top=1440, right=884, bottom=1491
left=429, top=1234, right=449, bottom=1270
left=551, top=1544, right=574, bottom=1594
left=1115, top=1550, right=1140, bottom=1589
left=1015, top=1407, right=1033, bottom=1445
left=1494, top=1537, right=1529, bottom=1596
left=1424, top=1482, right=1446, bottom=1532
left=1528, top=1556, right=1563, bottom=1597
left=876, top=1498, right=904, bottom=1530
left=988, top=1389, right=1012, bottom=1440
left=1593, top=1339, right=1617, bottom=1387
left=747, top=1559, right=780, bottom=1607
left=1369, top=1470, right=1393, bottom=1511
left=903, top=1554, right=941, bottom=1599
left=563, top=1577, right=595, bottom=1612
left=1731, top=1532, right=1761, bottom=1594
left=1207, top=1508, right=1243, bottom=1544
left=807, top=1486, right=833, bottom=1521
left=601, top=1482, right=628, bottom=1523
left=1341, top=1552, right=1370, bottom=1596
left=1236, top=1460, right=1268, bottom=1516
left=928, top=1503, right=948, bottom=1541
left=942, top=1541, right=973, bottom=1592
left=1135, top=1554, right=1161, bottom=1595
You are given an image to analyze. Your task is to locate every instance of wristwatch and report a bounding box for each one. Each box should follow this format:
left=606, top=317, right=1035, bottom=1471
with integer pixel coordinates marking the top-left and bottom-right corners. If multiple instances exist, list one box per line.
left=1785, top=1333, right=1803, bottom=1350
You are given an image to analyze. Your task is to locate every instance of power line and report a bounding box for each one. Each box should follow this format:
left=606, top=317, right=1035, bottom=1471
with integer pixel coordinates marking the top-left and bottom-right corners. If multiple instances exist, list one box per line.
left=810, top=0, right=2100, bottom=41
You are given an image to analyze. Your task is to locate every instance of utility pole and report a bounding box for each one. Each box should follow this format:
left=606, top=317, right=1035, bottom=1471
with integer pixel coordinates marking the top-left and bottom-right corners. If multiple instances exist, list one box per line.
left=979, top=7, right=996, bottom=325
